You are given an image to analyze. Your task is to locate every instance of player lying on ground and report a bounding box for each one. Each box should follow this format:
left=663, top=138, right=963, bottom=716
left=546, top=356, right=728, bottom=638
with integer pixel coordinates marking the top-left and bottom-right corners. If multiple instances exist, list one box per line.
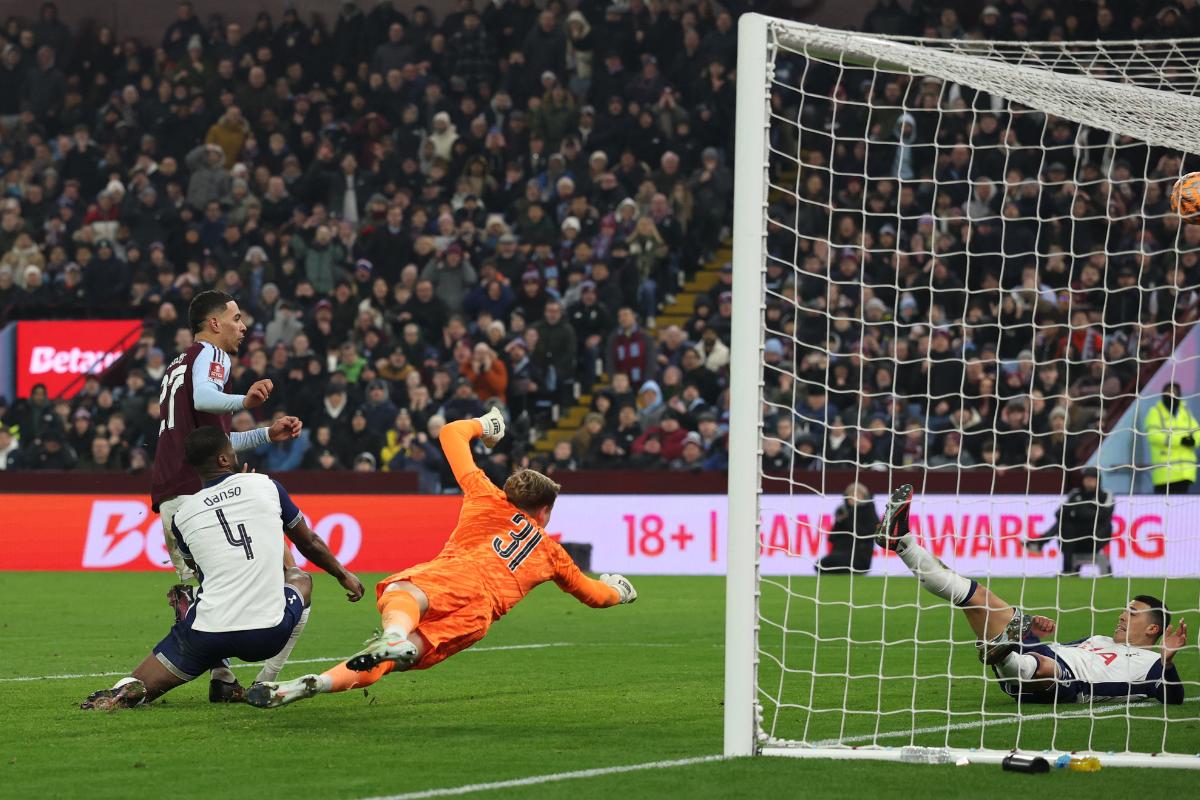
left=877, top=484, right=1187, bottom=705
left=248, top=408, right=637, bottom=708
left=82, top=427, right=364, bottom=710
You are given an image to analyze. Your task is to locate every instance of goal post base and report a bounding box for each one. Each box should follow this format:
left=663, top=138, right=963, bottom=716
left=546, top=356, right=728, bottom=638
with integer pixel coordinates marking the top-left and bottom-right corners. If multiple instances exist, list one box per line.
left=759, top=744, right=1200, bottom=770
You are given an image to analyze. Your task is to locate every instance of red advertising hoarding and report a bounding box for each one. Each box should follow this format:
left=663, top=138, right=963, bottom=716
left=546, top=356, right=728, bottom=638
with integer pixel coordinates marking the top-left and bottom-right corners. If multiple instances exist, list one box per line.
left=0, top=493, right=1193, bottom=577
left=15, top=320, right=144, bottom=397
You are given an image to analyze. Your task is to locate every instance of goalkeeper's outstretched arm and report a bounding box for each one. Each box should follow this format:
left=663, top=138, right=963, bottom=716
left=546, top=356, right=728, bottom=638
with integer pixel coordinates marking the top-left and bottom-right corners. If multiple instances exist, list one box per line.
left=553, top=548, right=638, bottom=607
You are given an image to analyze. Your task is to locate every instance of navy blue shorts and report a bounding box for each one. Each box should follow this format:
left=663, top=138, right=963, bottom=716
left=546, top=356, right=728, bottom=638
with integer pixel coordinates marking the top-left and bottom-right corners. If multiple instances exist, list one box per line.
left=153, top=587, right=305, bottom=681
left=994, top=642, right=1084, bottom=704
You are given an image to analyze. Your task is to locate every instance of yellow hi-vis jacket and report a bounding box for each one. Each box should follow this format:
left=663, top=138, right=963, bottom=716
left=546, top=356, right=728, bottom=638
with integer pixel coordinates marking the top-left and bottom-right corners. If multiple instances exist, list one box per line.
left=1144, top=400, right=1200, bottom=486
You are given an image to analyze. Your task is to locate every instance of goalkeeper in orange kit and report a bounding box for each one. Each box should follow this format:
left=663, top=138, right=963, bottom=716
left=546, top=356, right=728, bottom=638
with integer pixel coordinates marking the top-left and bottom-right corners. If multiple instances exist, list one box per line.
left=247, top=408, right=637, bottom=708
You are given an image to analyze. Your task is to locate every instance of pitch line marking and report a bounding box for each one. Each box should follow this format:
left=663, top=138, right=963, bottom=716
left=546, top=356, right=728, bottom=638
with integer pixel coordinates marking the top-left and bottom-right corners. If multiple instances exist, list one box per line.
left=357, top=755, right=727, bottom=800
left=809, top=696, right=1200, bottom=747
left=0, top=642, right=571, bottom=683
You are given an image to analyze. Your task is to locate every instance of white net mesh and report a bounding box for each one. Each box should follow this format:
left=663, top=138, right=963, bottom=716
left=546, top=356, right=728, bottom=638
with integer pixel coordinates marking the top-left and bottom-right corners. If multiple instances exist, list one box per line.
left=749, top=21, right=1200, bottom=764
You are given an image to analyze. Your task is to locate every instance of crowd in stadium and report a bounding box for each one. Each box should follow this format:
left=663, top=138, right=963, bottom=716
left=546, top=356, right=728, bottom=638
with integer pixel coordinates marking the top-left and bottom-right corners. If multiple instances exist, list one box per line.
left=759, top=0, right=1200, bottom=477
left=0, top=0, right=740, bottom=483
left=0, top=0, right=1197, bottom=484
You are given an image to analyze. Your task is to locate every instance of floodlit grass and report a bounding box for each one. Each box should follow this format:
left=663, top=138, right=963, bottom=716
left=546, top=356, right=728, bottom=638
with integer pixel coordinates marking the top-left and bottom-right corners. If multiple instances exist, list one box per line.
left=0, top=573, right=1196, bottom=798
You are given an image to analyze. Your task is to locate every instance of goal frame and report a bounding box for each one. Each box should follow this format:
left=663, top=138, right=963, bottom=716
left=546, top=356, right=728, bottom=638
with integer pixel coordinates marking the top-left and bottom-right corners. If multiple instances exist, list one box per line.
left=722, top=12, right=1200, bottom=770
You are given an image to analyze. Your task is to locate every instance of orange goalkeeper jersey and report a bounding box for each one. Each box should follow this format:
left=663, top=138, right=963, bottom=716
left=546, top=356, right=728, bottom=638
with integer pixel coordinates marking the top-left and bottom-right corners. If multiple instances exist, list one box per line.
left=434, top=419, right=620, bottom=618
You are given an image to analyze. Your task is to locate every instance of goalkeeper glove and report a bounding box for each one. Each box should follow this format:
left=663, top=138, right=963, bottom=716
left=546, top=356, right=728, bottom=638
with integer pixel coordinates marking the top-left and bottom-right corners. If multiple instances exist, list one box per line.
left=600, top=573, right=638, bottom=604
left=478, top=407, right=506, bottom=448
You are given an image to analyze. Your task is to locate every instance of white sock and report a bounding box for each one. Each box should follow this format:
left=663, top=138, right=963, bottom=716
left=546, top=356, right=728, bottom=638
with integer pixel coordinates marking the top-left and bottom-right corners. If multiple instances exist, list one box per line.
left=896, top=535, right=974, bottom=605
left=113, top=676, right=139, bottom=689
left=996, top=651, right=1038, bottom=681
left=211, top=665, right=236, bottom=683
left=316, top=674, right=334, bottom=692
left=255, top=607, right=310, bottom=684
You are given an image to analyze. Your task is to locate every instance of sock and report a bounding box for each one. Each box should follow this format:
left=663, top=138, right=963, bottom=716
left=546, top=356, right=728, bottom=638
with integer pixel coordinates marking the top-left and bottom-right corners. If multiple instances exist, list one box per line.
left=896, top=535, right=974, bottom=605
left=319, top=659, right=395, bottom=693
left=211, top=665, right=236, bottom=683
left=255, top=607, right=310, bottom=684
left=995, top=651, right=1038, bottom=681
left=378, top=590, right=422, bottom=638
left=113, top=676, right=139, bottom=689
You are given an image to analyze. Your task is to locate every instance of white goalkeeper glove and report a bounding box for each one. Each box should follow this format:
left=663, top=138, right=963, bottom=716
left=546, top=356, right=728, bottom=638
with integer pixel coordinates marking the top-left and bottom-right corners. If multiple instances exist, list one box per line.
left=600, top=573, right=637, bottom=604
left=478, top=407, right=506, bottom=448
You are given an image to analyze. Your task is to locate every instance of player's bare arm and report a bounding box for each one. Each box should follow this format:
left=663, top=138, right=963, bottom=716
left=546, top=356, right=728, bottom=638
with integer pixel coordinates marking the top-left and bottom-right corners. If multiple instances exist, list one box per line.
left=285, top=517, right=365, bottom=602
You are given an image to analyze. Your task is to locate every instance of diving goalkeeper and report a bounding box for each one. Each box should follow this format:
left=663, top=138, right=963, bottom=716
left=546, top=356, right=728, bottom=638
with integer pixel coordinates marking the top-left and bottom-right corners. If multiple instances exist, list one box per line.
left=248, top=408, right=638, bottom=708
left=877, top=485, right=1186, bottom=705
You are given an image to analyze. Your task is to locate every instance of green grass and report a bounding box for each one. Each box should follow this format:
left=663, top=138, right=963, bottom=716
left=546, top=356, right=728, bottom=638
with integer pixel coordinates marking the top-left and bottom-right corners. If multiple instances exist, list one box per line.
left=0, top=573, right=1197, bottom=799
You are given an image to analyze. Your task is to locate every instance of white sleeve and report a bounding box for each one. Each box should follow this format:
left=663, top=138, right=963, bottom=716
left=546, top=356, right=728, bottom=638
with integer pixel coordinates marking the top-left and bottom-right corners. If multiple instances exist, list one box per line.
left=231, top=427, right=271, bottom=452
left=191, top=344, right=246, bottom=414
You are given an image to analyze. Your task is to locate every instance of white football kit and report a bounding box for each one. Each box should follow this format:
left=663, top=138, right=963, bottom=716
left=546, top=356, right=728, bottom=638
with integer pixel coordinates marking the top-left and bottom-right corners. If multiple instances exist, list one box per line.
left=1046, top=635, right=1176, bottom=702
left=171, top=472, right=304, bottom=633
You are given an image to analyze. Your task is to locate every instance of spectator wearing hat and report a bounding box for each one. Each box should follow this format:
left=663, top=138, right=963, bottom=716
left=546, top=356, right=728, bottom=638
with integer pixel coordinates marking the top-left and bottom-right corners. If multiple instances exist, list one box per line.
left=18, top=265, right=53, bottom=310
left=633, top=409, right=688, bottom=462
left=362, top=378, right=400, bottom=432
left=421, top=243, right=477, bottom=311
left=504, top=336, right=539, bottom=419
left=316, top=383, right=353, bottom=437
left=522, top=10, right=566, bottom=89
left=567, top=279, right=612, bottom=389
left=669, top=430, right=709, bottom=472
left=533, top=82, right=577, bottom=151
left=26, top=428, right=77, bottom=470
left=184, top=143, right=231, bottom=209
left=64, top=405, right=94, bottom=454
left=339, top=409, right=383, bottom=468
left=533, top=299, right=577, bottom=405
left=82, top=239, right=129, bottom=309
left=589, top=47, right=628, bottom=108
left=291, top=225, right=345, bottom=296
left=353, top=451, right=379, bottom=473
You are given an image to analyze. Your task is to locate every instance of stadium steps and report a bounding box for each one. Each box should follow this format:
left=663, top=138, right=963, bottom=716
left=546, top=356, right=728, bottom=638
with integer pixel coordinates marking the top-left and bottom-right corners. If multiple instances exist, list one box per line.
left=529, top=248, right=731, bottom=455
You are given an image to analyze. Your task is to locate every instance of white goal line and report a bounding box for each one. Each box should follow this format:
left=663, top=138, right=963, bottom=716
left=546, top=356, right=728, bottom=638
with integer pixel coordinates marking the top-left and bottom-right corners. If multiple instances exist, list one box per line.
left=357, top=755, right=728, bottom=800
left=809, top=696, right=1200, bottom=747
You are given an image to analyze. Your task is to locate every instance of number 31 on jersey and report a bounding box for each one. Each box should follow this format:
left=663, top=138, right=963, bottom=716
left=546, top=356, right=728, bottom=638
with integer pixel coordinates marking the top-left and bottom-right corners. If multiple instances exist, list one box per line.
left=493, top=513, right=543, bottom=572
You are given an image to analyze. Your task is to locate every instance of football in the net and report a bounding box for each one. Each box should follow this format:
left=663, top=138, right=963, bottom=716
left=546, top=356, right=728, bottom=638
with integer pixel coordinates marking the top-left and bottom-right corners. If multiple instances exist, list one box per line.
left=1170, top=172, right=1200, bottom=224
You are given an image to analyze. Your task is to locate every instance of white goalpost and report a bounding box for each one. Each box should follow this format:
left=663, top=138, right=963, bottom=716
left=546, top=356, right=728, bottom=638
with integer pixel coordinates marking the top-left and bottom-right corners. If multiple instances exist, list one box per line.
left=726, top=13, right=1200, bottom=768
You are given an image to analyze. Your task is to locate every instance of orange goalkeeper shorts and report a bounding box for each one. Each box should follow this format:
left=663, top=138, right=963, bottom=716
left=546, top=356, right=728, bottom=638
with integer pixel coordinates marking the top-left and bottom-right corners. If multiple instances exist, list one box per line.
left=377, top=558, right=495, bottom=670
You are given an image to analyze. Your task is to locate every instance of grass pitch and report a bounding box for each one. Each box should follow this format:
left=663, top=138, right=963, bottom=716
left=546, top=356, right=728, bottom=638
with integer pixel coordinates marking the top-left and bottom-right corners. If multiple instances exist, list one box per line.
left=0, top=573, right=1197, bottom=799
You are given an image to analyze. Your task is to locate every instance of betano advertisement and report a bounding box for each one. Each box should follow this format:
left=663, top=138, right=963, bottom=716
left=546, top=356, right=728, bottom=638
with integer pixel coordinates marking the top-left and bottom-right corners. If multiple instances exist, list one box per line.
left=0, top=493, right=1193, bottom=577
left=15, top=320, right=144, bottom=397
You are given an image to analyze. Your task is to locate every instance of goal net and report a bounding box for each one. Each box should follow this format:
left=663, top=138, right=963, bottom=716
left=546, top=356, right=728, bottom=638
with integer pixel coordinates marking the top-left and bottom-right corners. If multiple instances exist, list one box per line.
left=725, top=14, right=1200, bottom=769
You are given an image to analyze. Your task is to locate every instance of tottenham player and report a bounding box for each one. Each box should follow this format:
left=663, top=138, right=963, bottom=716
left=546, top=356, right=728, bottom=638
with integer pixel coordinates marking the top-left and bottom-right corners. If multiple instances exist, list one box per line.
left=82, top=427, right=365, bottom=710
left=877, top=485, right=1187, bottom=705
left=150, top=290, right=303, bottom=700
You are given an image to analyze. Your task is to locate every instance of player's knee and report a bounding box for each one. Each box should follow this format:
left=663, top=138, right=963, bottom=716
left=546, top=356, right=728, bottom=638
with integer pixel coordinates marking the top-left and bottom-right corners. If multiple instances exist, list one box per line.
left=1032, top=653, right=1058, bottom=680
left=285, top=568, right=313, bottom=606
